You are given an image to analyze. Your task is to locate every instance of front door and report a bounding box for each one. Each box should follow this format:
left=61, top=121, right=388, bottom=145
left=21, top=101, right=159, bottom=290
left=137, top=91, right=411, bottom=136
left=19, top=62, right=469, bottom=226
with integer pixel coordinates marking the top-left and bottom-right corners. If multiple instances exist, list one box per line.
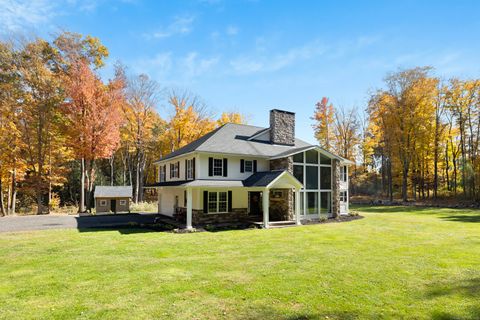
left=249, top=192, right=262, bottom=215
left=110, top=199, right=116, bottom=213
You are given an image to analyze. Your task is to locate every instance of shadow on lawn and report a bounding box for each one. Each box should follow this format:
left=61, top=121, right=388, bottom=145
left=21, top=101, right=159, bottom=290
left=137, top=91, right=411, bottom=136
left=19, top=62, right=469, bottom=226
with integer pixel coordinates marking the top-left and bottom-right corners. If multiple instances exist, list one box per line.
left=353, top=205, right=435, bottom=213
left=355, top=205, right=480, bottom=223
left=245, top=306, right=362, bottom=320
left=426, top=277, right=480, bottom=320
left=440, top=214, right=480, bottom=223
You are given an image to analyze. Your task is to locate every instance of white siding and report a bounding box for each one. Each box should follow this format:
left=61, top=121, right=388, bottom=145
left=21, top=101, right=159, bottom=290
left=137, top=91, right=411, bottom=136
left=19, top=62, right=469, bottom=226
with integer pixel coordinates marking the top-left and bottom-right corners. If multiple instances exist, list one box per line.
left=196, top=153, right=269, bottom=180
left=158, top=188, right=184, bottom=216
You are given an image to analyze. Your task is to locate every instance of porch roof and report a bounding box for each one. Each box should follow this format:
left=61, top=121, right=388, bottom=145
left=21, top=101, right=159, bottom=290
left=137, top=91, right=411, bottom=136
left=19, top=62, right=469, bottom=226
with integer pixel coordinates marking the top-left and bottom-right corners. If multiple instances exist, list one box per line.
left=145, top=170, right=303, bottom=189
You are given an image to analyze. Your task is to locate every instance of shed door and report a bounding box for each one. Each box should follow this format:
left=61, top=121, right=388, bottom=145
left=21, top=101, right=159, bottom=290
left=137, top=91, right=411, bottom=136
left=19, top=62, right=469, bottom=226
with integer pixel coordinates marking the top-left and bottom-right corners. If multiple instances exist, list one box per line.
left=111, top=199, right=116, bottom=213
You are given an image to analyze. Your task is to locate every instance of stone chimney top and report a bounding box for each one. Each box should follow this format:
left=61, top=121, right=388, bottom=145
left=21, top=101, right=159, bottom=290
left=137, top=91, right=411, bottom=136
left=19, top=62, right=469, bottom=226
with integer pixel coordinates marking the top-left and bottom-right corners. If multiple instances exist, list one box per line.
left=269, top=109, right=295, bottom=146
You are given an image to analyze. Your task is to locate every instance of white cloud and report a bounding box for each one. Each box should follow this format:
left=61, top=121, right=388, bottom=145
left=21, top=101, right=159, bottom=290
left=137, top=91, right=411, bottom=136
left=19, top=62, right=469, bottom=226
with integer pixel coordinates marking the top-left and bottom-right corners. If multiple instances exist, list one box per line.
left=226, top=25, right=238, bottom=36
left=133, top=51, right=219, bottom=84
left=230, top=41, right=327, bottom=75
left=144, top=15, right=195, bottom=39
left=0, top=0, right=58, bottom=31
left=181, top=52, right=219, bottom=78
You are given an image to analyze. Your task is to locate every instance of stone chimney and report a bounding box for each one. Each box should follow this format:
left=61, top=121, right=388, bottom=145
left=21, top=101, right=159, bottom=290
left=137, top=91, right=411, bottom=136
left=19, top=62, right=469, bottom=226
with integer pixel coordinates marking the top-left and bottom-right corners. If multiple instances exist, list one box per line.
left=269, top=109, right=295, bottom=145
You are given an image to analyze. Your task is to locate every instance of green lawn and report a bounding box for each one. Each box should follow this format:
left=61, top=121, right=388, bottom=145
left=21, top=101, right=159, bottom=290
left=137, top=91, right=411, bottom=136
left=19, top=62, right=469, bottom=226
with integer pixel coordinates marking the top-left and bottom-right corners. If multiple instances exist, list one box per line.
left=0, top=206, right=479, bottom=320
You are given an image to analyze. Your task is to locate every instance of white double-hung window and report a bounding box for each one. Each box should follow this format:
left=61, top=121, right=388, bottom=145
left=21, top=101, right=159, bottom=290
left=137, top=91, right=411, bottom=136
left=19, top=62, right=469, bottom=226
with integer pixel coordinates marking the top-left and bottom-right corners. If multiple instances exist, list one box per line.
left=208, top=191, right=228, bottom=213
left=213, top=159, right=223, bottom=176
left=186, top=159, right=194, bottom=180
left=159, top=166, right=166, bottom=182
left=244, top=160, right=253, bottom=172
left=341, top=166, right=347, bottom=182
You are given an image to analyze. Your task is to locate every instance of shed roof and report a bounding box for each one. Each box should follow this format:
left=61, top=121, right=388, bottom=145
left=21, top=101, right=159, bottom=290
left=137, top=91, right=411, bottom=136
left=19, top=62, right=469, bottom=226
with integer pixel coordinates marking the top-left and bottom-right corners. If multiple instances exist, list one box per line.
left=94, top=186, right=132, bottom=198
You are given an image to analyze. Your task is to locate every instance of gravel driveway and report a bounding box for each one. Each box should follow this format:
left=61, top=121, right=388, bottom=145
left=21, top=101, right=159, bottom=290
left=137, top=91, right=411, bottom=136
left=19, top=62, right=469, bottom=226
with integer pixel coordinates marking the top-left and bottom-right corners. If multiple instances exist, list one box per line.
left=0, top=213, right=159, bottom=233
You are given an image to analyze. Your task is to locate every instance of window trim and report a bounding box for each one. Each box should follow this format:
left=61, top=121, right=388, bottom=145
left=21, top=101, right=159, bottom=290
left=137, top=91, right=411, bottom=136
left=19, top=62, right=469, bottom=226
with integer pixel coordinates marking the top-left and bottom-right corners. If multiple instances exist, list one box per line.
left=99, top=200, right=107, bottom=206
left=207, top=191, right=229, bottom=213
left=213, top=158, right=223, bottom=176
left=119, top=199, right=127, bottom=206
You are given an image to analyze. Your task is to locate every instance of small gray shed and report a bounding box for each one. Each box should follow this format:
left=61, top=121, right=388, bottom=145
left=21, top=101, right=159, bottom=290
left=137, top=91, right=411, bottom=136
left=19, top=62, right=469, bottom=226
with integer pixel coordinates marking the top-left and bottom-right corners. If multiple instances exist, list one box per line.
left=94, top=186, right=132, bottom=214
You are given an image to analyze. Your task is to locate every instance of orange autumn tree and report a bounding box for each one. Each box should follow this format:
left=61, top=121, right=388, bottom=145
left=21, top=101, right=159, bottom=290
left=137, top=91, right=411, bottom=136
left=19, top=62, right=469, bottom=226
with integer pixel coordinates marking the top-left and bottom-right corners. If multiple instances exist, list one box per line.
left=217, top=112, right=247, bottom=126
left=312, top=97, right=335, bottom=150
left=63, top=60, right=125, bottom=212
left=163, top=90, right=216, bottom=152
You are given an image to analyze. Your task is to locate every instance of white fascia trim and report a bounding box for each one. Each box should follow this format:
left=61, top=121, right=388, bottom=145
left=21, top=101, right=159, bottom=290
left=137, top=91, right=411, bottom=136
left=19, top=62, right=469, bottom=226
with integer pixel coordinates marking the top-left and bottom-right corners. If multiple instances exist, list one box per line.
left=266, top=171, right=303, bottom=189
left=153, top=151, right=196, bottom=165
left=196, top=151, right=271, bottom=159
left=268, top=146, right=317, bottom=160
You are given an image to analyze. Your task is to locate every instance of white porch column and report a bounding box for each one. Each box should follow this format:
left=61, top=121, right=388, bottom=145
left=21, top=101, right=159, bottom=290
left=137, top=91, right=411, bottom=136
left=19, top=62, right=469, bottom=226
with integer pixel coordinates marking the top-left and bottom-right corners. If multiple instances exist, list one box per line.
left=295, top=188, right=301, bottom=225
left=186, top=188, right=193, bottom=229
left=262, top=188, right=269, bottom=229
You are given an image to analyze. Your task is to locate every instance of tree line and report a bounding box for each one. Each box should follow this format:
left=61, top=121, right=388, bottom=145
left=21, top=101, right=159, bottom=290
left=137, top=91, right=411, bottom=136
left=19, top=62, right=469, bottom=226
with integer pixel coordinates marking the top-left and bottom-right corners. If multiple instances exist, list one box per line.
left=312, top=67, right=480, bottom=202
left=0, top=32, right=245, bottom=215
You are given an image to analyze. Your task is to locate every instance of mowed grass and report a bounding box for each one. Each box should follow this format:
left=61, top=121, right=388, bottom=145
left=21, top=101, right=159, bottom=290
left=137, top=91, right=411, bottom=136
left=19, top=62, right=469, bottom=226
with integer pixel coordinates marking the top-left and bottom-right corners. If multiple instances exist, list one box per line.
left=0, top=206, right=479, bottom=319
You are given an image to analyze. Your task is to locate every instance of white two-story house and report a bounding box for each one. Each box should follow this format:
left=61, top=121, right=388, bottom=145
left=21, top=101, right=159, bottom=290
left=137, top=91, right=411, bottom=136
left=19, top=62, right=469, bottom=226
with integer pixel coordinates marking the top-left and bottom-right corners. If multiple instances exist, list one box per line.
left=149, top=109, right=353, bottom=229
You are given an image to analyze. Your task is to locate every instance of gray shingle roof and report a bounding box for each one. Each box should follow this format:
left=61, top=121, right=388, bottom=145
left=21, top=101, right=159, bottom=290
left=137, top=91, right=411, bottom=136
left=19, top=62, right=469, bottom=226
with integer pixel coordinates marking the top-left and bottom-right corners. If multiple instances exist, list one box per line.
left=243, top=170, right=285, bottom=187
left=157, top=123, right=312, bottom=161
left=94, top=186, right=132, bottom=198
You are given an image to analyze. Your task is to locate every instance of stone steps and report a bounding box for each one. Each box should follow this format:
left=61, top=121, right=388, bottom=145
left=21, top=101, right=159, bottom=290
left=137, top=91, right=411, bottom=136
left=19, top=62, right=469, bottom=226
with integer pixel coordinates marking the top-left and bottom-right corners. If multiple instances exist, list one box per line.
left=268, top=220, right=297, bottom=228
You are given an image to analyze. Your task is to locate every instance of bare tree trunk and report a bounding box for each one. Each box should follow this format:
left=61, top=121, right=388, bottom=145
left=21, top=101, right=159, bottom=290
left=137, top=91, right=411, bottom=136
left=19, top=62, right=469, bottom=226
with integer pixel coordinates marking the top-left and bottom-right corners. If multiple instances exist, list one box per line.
left=0, top=176, right=5, bottom=216
left=10, top=168, right=16, bottom=215
left=85, top=160, right=95, bottom=212
left=445, top=144, right=450, bottom=192
left=387, top=158, right=393, bottom=202
left=80, top=158, right=86, bottom=213
left=109, top=154, right=114, bottom=186
left=134, top=150, right=140, bottom=203
left=402, top=161, right=409, bottom=202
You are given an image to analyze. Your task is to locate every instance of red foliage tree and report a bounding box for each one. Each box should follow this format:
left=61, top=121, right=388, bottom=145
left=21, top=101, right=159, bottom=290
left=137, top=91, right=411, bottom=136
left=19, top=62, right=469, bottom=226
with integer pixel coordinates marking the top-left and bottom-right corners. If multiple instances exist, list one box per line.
left=63, top=59, right=125, bottom=212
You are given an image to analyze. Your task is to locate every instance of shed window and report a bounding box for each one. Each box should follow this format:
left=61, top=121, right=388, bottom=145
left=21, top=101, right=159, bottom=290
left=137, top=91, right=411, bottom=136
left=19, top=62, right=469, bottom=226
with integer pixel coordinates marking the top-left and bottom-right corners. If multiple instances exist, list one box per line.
left=100, top=200, right=107, bottom=206
left=119, top=200, right=126, bottom=206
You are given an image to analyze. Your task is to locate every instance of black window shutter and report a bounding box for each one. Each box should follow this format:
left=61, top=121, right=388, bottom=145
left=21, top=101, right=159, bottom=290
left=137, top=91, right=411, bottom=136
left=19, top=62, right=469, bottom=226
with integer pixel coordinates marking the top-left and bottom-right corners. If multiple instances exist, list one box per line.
left=169, top=164, right=172, bottom=178
left=185, top=159, right=187, bottom=180
left=203, top=191, right=208, bottom=213
left=164, top=165, right=166, bottom=181
left=223, top=158, right=228, bottom=177
left=192, top=158, right=196, bottom=179
left=253, top=160, right=257, bottom=173
left=228, top=191, right=232, bottom=212
left=208, top=157, right=213, bottom=176
left=240, top=159, right=245, bottom=173
left=177, top=161, right=180, bottom=178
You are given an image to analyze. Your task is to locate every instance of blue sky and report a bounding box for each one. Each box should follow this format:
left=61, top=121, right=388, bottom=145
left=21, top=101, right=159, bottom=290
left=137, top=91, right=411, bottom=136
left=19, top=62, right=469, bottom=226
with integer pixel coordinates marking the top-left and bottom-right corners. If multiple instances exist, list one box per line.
left=1, top=0, right=480, bottom=143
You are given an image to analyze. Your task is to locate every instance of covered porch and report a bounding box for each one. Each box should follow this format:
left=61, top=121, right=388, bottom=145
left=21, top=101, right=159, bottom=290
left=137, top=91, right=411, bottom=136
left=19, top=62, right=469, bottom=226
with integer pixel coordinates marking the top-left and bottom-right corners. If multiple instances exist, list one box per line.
left=182, top=170, right=303, bottom=229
